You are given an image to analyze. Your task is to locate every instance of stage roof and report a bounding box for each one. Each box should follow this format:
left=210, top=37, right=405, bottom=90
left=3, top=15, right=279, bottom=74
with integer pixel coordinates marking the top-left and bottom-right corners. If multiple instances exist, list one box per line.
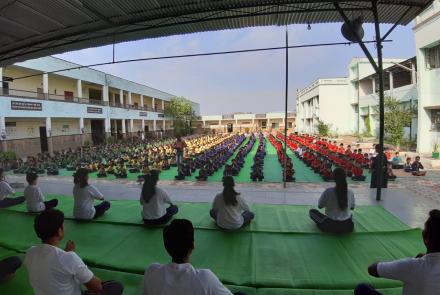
left=0, top=0, right=433, bottom=66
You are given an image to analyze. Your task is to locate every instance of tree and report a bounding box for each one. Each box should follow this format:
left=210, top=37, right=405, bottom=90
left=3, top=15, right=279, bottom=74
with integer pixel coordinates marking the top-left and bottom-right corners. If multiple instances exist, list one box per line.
left=164, top=97, right=198, bottom=136
left=373, top=96, right=412, bottom=146
left=316, top=119, right=330, bottom=136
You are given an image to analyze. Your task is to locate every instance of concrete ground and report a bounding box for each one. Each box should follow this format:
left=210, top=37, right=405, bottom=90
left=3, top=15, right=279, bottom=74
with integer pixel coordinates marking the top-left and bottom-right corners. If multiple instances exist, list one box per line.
left=7, top=170, right=440, bottom=230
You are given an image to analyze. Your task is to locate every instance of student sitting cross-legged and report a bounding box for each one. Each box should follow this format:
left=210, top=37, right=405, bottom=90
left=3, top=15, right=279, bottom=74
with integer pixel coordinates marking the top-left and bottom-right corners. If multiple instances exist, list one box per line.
left=0, top=256, right=22, bottom=283
left=73, top=168, right=111, bottom=220
left=0, top=168, right=25, bottom=208
left=24, top=172, right=58, bottom=213
left=210, top=176, right=255, bottom=230
left=141, top=170, right=178, bottom=226
left=309, top=168, right=355, bottom=234
left=142, top=219, right=246, bottom=295
left=25, top=209, right=123, bottom=295
left=354, top=209, right=440, bottom=295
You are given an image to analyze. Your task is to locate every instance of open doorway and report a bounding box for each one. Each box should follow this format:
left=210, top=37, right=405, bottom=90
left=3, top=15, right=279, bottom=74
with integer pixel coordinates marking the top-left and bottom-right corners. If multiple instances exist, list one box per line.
left=91, top=120, right=104, bottom=145
left=39, top=126, right=48, bottom=152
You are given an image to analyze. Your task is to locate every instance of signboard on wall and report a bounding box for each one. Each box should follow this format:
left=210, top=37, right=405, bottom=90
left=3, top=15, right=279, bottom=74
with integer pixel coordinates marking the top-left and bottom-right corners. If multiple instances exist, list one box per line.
left=87, top=107, right=103, bottom=114
left=139, top=112, right=148, bottom=117
left=11, top=101, right=42, bottom=111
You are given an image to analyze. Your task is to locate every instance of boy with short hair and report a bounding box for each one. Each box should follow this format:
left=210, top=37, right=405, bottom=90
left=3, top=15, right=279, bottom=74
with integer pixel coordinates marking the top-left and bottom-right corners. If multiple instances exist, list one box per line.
left=142, top=219, right=246, bottom=295
left=25, top=209, right=123, bottom=295
left=354, top=209, right=440, bottom=295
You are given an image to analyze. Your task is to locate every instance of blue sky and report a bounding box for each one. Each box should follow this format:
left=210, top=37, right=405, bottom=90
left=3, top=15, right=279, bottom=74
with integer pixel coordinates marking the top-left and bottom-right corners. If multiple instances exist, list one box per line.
left=56, top=23, right=416, bottom=115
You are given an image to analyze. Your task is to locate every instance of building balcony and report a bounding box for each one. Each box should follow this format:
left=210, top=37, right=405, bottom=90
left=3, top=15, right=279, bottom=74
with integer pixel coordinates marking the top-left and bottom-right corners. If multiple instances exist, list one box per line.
left=357, top=84, right=418, bottom=106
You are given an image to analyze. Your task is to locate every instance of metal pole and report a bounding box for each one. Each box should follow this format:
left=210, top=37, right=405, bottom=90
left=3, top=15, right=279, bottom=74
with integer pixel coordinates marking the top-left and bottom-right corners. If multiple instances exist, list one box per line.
left=373, top=0, right=385, bottom=201
left=283, top=27, right=289, bottom=188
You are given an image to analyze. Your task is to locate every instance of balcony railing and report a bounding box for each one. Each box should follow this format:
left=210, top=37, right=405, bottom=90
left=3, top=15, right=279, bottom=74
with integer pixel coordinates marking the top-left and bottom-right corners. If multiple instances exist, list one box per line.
left=1, top=87, right=164, bottom=112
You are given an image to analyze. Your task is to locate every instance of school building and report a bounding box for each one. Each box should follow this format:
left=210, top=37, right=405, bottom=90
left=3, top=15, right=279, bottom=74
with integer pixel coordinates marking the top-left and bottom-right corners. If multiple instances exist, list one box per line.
left=0, top=56, right=199, bottom=157
left=198, top=112, right=296, bottom=133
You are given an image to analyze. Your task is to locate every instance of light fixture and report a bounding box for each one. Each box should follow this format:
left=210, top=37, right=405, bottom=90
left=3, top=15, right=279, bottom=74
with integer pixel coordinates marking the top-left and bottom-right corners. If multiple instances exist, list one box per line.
left=307, top=23, right=311, bottom=30
left=341, top=16, right=364, bottom=43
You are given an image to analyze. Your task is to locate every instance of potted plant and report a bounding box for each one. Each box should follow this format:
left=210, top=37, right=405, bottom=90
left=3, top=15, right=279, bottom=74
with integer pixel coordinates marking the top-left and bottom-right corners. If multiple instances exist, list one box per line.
left=433, top=143, right=439, bottom=159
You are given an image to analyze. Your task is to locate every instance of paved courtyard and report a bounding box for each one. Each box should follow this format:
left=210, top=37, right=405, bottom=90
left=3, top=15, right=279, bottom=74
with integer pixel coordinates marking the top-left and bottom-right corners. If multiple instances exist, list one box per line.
left=7, top=170, right=440, bottom=230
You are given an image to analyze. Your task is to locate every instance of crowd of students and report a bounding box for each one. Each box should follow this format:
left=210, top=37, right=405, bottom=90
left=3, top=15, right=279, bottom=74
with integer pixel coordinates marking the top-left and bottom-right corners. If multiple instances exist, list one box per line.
left=224, top=134, right=256, bottom=178
left=250, top=133, right=266, bottom=181
left=268, top=134, right=295, bottom=182
left=285, top=133, right=368, bottom=182
left=1, top=162, right=439, bottom=294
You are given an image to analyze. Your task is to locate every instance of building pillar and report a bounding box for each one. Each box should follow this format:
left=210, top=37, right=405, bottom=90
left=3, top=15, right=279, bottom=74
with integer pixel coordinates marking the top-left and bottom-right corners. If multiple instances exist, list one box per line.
left=252, top=118, right=255, bottom=131
left=0, top=116, right=6, bottom=152
left=102, top=85, right=109, bottom=104
left=372, top=78, right=376, bottom=94
left=153, top=120, right=157, bottom=131
left=161, top=100, right=165, bottom=112
left=389, top=71, right=394, bottom=91
left=203, top=121, right=206, bottom=128
left=119, top=89, right=124, bottom=105
left=141, top=119, right=145, bottom=140
left=121, top=119, right=126, bottom=134
left=152, top=97, right=156, bottom=111
left=77, top=80, right=82, bottom=99
left=79, top=117, right=85, bottom=145
left=129, top=119, right=134, bottom=136
left=267, top=118, right=271, bottom=129
left=162, top=119, right=166, bottom=131
left=104, top=118, right=111, bottom=138
left=43, top=73, right=49, bottom=98
left=128, top=91, right=132, bottom=106
left=411, top=63, right=417, bottom=84
left=46, top=117, right=53, bottom=155
left=140, top=95, right=144, bottom=109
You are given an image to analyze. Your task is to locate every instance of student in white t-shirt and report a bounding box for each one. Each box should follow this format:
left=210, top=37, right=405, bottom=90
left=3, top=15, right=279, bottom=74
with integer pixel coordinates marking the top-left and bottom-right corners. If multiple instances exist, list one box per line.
left=24, top=172, right=58, bottom=212
left=72, top=168, right=110, bottom=220
left=142, top=219, right=246, bottom=295
left=355, top=209, right=440, bottom=295
left=309, top=167, right=355, bottom=234
left=24, top=209, right=123, bottom=295
left=140, top=170, right=178, bottom=226
left=210, top=176, right=255, bottom=230
left=0, top=168, right=25, bottom=208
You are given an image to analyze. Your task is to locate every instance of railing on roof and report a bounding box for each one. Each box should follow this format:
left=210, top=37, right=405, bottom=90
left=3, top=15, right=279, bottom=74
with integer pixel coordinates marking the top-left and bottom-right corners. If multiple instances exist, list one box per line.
left=222, top=114, right=234, bottom=119
left=255, top=114, right=266, bottom=119
left=0, top=87, right=166, bottom=112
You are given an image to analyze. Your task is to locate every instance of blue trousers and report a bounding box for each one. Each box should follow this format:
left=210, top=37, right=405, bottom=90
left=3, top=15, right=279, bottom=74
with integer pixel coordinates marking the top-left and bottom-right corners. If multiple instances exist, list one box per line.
left=143, top=205, right=179, bottom=226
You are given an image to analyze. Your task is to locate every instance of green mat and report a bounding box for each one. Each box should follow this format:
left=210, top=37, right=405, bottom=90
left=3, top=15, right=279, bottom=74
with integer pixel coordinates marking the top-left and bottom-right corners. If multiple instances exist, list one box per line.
left=4, top=195, right=409, bottom=233
left=0, top=199, right=423, bottom=295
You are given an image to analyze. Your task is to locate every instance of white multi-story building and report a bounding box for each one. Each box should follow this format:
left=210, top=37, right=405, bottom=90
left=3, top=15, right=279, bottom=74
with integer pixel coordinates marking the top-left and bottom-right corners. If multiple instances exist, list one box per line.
left=198, top=112, right=295, bottom=133
left=352, top=58, right=418, bottom=139
left=0, top=56, right=199, bottom=157
left=295, top=78, right=352, bottom=135
left=414, top=0, right=440, bottom=154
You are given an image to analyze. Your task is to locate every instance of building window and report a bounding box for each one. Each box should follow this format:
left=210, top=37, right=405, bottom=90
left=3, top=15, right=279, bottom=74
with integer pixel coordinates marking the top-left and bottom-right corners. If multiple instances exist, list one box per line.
left=262, top=121, right=267, bottom=128
left=431, top=109, right=440, bottom=131
left=64, top=91, right=73, bottom=101
left=426, top=44, right=440, bottom=69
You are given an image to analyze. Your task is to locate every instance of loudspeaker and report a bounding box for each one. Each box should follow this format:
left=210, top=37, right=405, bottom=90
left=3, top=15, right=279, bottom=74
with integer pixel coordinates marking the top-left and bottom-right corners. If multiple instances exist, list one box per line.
left=341, top=17, right=364, bottom=43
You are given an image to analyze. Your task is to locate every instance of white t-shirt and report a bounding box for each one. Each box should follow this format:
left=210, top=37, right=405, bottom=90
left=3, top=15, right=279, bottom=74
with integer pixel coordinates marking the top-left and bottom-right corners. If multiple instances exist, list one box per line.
left=140, top=187, right=172, bottom=220
left=73, top=184, right=104, bottom=220
left=25, top=244, right=94, bottom=295
left=318, top=187, right=355, bottom=221
left=24, top=185, right=46, bottom=212
left=142, top=263, right=232, bottom=295
left=212, top=193, right=250, bottom=230
left=377, top=253, right=440, bottom=295
left=0, top=180, right=15, bottom=201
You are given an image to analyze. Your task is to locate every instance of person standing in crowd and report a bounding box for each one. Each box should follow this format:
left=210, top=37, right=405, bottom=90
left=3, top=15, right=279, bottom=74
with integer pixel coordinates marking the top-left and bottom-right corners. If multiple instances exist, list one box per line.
left=309, top=168, right=355, bottom=234
left=0, top=168, right=25, bottom=208
left=355, top=209, right=440, bottom=295
left=140, top=170, right=178, bottom=226
left=210, top=176, right=255, bottom=230
left=370, top=144, right=389, bottom=191
left=24, top=172, right=58, bottom=213
left=174, top=136, right=187, bottom=166
left=142, top=219, right=246, bottom=295
left=73, top=168, right=111, bottom=220
left=25, top=209, right=123, bottom=295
